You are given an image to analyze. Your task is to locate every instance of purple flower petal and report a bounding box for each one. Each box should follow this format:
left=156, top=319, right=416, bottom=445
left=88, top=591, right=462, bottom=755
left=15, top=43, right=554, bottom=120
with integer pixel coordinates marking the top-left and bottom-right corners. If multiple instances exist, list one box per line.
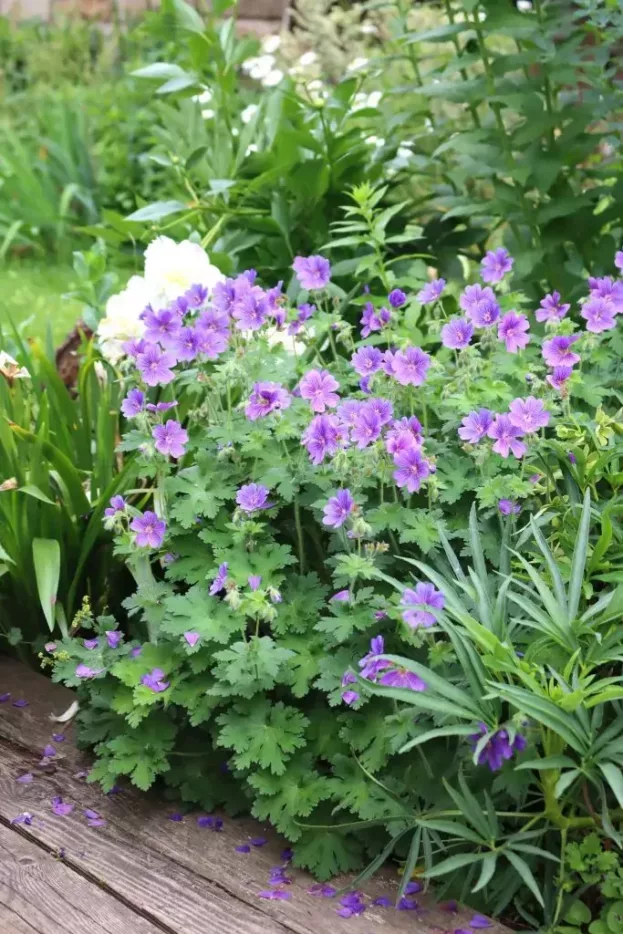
left=258, top=889, right=291, bottom=900
left=280, top=847, right=293, bottom=862
left=235, top=844, right=251, bottom=853
left=250, top=836, right=267, bottom=847
left=12, top=699, right=28, bottom=708
left=441, top=900, right=459, bottom=913
left=404, top=881, right=422, bottom=895
left=470, top=916, right=493, bottom=928
left=83, top=808, right=100, bottom=820
left=197, top=816, right=214, bottom=828
left=372, top=896, right=392, bottom=907
left=51, top=797, right=74, bottom=817
left=42, top=744, right=56, bottom=758
left=16, top=772, right=33, bottom=784
left=11, top=812, right=32, bottom=825
left=0, top=692, right=10, bottom=702
left=87, top=818, right=107, bottom=828
left=168, top=813, right=184, bottom=822
left=52, top=733, right=65, bottom=743
left=308, top=884, right=337, bottom=898
left=398, top=896, right=418, bottom=911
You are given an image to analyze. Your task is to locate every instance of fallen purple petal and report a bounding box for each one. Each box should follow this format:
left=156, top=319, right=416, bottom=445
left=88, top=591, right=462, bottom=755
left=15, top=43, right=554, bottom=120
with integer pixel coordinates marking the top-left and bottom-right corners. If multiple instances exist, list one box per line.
left=470, top=916, right=493, bottom=929
left=74, top=770, right=90, bottom=780
left=87, top=818, right=107, bottom=828
left=372, top=896, right=392, bottom=907
left=106, top=785, right=123, bottom=796
left=42, top=744, right=56, bottom=758
left=308, top=884, right=337, bottom=898
left=441, top=900, right=459, bottom=913
left=52, top=733, right=65, bottom=743
left=235, top=844, right=251, bottom=853
left=12, top=699, right=28, bottom=708
left=280, top=847, right=293, bottom=862
left=0, top=692, right=10, bottom=702
left=250, top=836, right=267, bottom=847
left=16, top=772, right=33, bottom=784
left=11, top=812, right=32, bottom=825
left=398, top=897, right=418, bottom=911
left=51, top=797, right=74, bottom=817
left=404, top=881, right=422, bottom=895
left=197, top=816, right=214, bottom=828
left=168, top=813, right=184, bottom=822
left=258, top=890, right=291, bottom=900
left=455, top=930, right=472, bottom=934
left=83, top=808, right=100, bottom=820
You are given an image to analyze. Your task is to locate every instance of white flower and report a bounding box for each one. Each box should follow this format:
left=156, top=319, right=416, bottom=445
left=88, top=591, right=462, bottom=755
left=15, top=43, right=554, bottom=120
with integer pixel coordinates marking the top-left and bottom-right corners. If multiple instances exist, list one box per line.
left=0, top=351, right=30, bottom=380
left=346, top=57, right=368, bottom=72
left=242, top=54, right=276, bottom=81
left=352, top=90, right=382, bottom=111
left=241, top=103, right=258, bottom=124
left=516, top=0, right=533, bottom=10
left=262, top=69, right=284, bottom=87
left=299, top=51, right=317, bottom=67
left=262, top=34, right=281, bottom=54
left=97, top=275, right=150, bottom=364
left=202, top=108, right=215, bottom=120
left=245, top=143, right=259, bottom=156
left=307, top=79, right=323, bottom=91
left=192, top=88, right=213, bottom=105
left=360, top=23, right=377, bottom=35
left=143, top=236, right=224, bottom=305
left=365, top=135, right=385, bottom=148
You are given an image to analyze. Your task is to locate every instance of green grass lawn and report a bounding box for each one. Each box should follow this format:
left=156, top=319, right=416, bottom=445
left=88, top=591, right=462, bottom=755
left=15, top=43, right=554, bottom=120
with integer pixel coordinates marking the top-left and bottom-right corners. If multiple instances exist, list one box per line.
left=0, top=260, right=84, bottom=342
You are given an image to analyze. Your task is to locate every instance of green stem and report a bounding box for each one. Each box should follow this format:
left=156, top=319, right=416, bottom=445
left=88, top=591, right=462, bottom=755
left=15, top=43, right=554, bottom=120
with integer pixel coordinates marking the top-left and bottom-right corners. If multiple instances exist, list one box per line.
left=294, top=498, right=306, bottom=574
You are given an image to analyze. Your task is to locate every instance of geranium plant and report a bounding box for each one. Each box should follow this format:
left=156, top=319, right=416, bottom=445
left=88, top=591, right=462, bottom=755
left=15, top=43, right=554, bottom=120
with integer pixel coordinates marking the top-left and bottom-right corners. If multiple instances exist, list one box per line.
left=49, top=186, right=623, bottom=919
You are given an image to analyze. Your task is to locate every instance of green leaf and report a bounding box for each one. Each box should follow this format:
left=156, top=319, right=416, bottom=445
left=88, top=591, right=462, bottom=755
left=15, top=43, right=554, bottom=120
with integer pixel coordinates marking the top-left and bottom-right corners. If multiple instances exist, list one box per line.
left=505, top=850, right=544, bottom=907
left=131, top=62, right=192, bottom=80
left=515, top=755, right=577, bottom=771
left=424, top=851, right=485, bottom=878
left=126, top=201, right=187, bottom=223
left=17, top=484, right=58, bottom=507
left=568, top=489, right=591, bottom=624
left=171, top=0, right=205, bottom=33
left=473, top=852, right=497, bottom=893
left=216, top=701, right=308, bottom=775
left=32, top=538, right=61, bottom=633
left=599, top=763, right=623, bottom=809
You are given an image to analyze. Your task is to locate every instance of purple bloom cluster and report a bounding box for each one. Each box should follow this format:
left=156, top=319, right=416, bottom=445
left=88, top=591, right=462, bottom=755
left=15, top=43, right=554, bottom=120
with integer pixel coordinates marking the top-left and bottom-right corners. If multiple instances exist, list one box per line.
left=341, top=635, right=428, bottom=706
left=401, top=582, right=445, bottom=628
left=469, top=722, right=526, bottom=771
left=245, top=382, right=291, bottom=420
left=141, top=668, right=170, bottom=693
left=104, top=495, right=126, bottom=518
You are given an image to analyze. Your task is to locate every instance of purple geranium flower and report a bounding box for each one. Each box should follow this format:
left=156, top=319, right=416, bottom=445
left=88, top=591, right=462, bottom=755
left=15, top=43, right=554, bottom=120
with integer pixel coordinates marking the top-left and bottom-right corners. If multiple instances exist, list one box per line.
left=536, top=291, right=570, bottom=323
left=351, top=346, right=383, bottom=377
left=417, top=279, right=446, bottom=304
left=83, top=638, right=99, bottom=649
left=236, top=483, right=272, bottom=514
left=288, top=302, right=315, bottom=335
left=360, top=302, right=391, bottom=338
left=146, top=401, right=178, bottom=414
left=16, top=772, right=33, bottom=784
left=367, top=397, right=394, bottom=424
left=460, top=284, right=496, bottom=316
left=588, top=275, right=623, bottom=313
left=481, top=247, right=513, bottom=283
left=542, top=334, right=581, bottom=367
left=470, top=298, right=500, bottom=328
left=388, top=288, right=407, bottom=308
left=302, top=414, right=346, bottom=464
left=402, top=582, right=445, bottom=628
left=469, top=722, right=526, bottom=771
left=136, top=344, right=176, bottom=386
left=183, top=631, right=200, bottom=647
left=121, top=388, right=145, bottom=418
left=508, top=396, right=550, bottom=433
left=487, top=415, right=526, bottom=459
left=245, top=382, right=291, bottom=420
left=581, top=296, right=617, bottom=333
left=143, top=306, right=182, bottom=348
left=172, top=326, right=203, bottom=361
left=248, top=575, right=262, bottom=592
left=323, top=490, right=355, bottom=528
left=393, top=447, right=431, bottom=492
left=441, top=317, right=473, bottom=350
left=152, top=420, right=188, bottom=459
left=196, top=306, right=230, bottom=337
left=106, top=631, right=122, bottom=649
left=293, top=254, right=331, bottom=290
left=123, top=337, right=147, bottom=358
left=379, top=667, right=427, bottom=691
left=470, top=914, right=494, bottom=928
left=104, top=495, right=126, bottom=519
left=141, top=668, right=170, bottom=693
left=299, top=369, right=340, bottom=412
left=351, top=405, right=382, bottom=448
left=184, top=283, right=209, bottom=307
left=332, top=590, right=350, bottom=602
left=232, top=289, right=269, bottom=331
left=75, top=663, right=103, bottom=679
left=499, top=499, right=521, bottom=516
left=547, top=366, right=573, bottom=391
left=615, top=250, right=623, bottom=270
left=210, top=562, right=229, bottom=596
left=458, top=409, right=494, bottom=444
left=130, top=511, right=167, bottom=548
left=392, top=346, right=431, bottom=386
left=341, top=671, right=360, bottom=706
left=498, top=312, right=530, bottom=353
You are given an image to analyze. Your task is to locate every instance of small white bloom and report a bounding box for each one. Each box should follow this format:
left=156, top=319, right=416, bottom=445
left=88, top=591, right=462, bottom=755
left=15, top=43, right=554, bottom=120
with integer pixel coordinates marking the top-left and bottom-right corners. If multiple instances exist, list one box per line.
left=516, top=0, right=533, bottom=10
left=360, top=23, right=377, bottom=35
left=353, top=90, right=382, bottom=111
left=144, top=236, right=224, bottom=306
left=365, top=135, right=385, bottom=148
left=307, top=79, right=323, bottom=91
left=202, top=108, right=215, bottom=120
left=242, top=54, right=276, bottom=81
left=299, top=51, right=317, bottom=67
left=0, top=351, right=30, bottom=380
left=262, top=34, right=281, bottom=54
left=192, top=88, right=213, bottom=105
left=246, top=143, right=259, bottom=156
left=262, top=69, right=284, bottom=87
left=241, top=103, right=259, bottom=124
left=347, top=57, right=368, bottom=72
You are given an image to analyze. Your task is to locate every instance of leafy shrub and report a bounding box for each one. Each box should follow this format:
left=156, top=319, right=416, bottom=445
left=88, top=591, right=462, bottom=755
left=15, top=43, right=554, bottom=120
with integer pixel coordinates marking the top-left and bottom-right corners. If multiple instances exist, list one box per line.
left=48, top=182, right=623, bottom=911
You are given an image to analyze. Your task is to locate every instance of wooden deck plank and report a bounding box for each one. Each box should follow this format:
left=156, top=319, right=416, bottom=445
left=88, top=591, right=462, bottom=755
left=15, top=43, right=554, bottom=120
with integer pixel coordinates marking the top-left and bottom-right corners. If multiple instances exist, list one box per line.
left=0, top=824, right=162, bottom=934
left=0, top=657, right=510, bottom=933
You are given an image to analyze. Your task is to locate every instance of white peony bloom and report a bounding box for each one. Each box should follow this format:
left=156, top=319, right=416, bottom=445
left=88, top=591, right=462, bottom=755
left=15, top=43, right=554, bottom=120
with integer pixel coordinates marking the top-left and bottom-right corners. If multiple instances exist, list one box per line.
left=143, top=236, right=224, bottom=305
left=299, top=51, right=317, bottom=67
left=241, top=103, right=259, bottom=124
left=262, top=35, right=281, bottom=54
left=262, top=69, right=284, bottom=87
left=97, top=275, right=150, bottom=364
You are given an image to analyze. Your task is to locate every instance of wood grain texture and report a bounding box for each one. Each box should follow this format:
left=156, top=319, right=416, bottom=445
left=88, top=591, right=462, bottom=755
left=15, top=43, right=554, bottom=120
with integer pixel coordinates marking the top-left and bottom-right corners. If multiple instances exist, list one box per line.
left=0, top=657, right=511, bottom=934
left=0, top=744, right=292, bottom=934
left=0, top=825, right=162, bottom=934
